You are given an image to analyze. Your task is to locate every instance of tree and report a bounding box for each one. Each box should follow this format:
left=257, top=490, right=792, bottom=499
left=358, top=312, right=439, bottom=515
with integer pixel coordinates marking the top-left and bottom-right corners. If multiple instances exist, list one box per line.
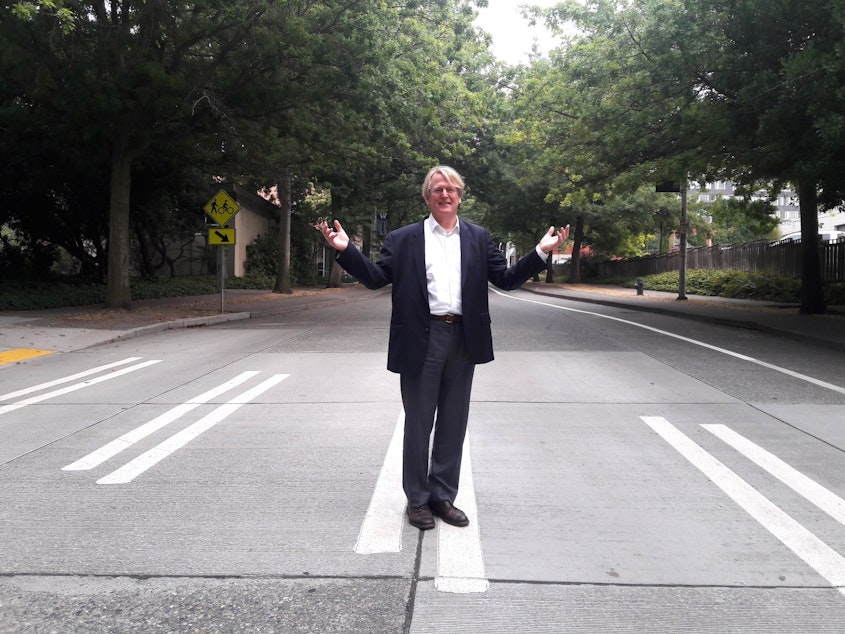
left=236, top=0, right=496, bottom=291
left=699, top=196, right=779, bottom=246
left=542, top=0, right=845, bottom=313
left=689, top=0, right=845, bottom=313
left=4, top=0, right=298, bottom=306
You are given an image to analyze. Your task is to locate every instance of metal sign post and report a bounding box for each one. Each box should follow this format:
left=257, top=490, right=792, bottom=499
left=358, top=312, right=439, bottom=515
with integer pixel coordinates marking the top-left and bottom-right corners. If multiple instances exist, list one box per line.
left=219, top=245, right=226, bottom=312
left=678, top=180, right=688, bottom=301
left=203, top=189, right=240, bottom=314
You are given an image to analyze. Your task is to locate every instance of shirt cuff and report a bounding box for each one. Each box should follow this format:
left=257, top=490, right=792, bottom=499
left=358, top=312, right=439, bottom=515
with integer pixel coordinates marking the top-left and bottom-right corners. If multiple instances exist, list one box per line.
left=535, top=244, right=548, bottom=260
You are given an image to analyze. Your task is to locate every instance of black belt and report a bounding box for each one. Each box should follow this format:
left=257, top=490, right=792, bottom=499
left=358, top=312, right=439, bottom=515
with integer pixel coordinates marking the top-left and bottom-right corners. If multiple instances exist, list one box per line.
left=431, top=313, right=462, bottom=323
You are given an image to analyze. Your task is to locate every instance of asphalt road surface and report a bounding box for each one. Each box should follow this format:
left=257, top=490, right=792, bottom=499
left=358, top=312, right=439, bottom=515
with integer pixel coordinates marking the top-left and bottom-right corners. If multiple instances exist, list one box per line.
left=2, top=288, right=845, bottom=633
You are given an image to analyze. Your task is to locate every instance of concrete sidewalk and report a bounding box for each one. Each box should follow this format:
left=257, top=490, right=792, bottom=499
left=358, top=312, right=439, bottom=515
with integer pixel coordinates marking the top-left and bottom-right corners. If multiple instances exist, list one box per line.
left=1, top=282, right=843, bottom=356
left=0, top=286, right=382, bottom=355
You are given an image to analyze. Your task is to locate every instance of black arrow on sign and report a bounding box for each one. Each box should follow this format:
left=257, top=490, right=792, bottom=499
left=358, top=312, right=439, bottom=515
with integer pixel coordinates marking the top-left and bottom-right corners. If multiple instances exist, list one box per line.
left=214, top=230, right=231, bottom=243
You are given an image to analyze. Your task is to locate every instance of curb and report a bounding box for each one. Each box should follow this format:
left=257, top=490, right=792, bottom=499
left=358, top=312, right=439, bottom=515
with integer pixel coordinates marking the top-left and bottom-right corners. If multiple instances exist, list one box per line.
left=87, top=286, right=391, bottom=348
left=524, top=285, right=760, bottom=330
left=95, top=312, right=251, bottom=347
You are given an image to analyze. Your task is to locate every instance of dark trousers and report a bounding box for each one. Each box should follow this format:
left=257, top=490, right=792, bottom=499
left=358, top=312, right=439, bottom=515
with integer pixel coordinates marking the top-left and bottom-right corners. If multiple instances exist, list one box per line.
left=400, top=320, right=475, bottom=508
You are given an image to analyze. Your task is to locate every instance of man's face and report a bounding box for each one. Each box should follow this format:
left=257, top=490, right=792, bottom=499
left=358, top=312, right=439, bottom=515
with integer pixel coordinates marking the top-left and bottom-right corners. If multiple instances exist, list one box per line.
left=426, top=172, right=462, bottom=226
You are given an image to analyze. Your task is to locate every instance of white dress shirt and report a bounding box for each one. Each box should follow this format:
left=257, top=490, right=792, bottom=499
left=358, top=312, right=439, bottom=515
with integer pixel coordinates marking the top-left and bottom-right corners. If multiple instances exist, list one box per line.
left=424, top=215, right=462, bottom=316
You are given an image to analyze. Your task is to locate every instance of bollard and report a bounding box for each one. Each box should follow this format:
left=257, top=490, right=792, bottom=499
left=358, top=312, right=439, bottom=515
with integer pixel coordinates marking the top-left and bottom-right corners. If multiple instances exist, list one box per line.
left=636, top=277, right=644, bottom=295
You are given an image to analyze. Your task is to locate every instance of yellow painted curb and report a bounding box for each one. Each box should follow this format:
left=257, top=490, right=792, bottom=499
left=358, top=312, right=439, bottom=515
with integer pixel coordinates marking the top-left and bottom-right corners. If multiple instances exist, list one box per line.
left=0, top=349, right=55, bottom=365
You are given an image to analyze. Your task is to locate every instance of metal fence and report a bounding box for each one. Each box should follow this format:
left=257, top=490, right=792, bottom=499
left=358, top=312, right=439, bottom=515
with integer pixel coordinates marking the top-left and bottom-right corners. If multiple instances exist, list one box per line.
left=588, top=239, right=845, bottom=282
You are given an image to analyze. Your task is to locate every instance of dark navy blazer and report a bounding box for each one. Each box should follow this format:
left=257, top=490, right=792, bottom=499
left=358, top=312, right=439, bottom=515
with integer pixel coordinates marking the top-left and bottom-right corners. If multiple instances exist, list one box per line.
left=336, top=219, right=547, bottom=376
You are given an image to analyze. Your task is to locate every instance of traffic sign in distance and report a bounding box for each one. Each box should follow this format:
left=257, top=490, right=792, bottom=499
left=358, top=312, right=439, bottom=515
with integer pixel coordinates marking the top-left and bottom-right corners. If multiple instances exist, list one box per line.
left=204, top=189, right=240, bottom=226
left=209, top=228, right=236, bottom=245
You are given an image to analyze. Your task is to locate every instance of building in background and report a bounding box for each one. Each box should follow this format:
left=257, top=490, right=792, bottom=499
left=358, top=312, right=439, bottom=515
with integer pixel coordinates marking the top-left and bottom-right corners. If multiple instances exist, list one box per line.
left=695, top=181, right=845, bottom=238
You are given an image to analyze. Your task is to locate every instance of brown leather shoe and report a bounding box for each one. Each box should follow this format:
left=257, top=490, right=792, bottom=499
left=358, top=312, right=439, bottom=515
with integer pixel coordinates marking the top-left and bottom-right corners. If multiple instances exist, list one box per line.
left=407, top=504, right=435, bottom=530
left=429, top=500, right=469, bottom=527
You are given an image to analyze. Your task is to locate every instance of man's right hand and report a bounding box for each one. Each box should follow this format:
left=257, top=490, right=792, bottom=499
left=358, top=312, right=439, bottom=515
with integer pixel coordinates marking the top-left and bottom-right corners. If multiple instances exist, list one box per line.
left=315, top=219, right=349, bottom=252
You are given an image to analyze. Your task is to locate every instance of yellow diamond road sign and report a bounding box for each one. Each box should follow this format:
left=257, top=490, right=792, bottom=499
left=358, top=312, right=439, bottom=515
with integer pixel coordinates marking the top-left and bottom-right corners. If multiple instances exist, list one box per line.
left=204, top=189, right=240, bottom=226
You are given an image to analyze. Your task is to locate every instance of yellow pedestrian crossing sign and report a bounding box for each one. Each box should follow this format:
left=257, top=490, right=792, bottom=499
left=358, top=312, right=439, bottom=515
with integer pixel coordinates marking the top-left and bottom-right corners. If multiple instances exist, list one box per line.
left=204, top=189, right=240, bottom=226
left=209, top=227, right=236, bottom=245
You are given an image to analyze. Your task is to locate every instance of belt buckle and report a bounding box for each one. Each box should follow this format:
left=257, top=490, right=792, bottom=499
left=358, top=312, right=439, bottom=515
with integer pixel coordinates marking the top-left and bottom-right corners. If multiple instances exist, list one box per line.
left=445, top=313, right=456, bottom=324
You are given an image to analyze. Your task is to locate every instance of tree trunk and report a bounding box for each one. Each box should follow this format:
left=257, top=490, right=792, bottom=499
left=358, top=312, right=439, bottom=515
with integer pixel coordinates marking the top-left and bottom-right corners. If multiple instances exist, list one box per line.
left=544, top=252, right=554, bottom=283
left=568, top=213, right=585, bottom=284
left=105, top=147, right=133, bottom=309
left=274, top=170, right=293, bottom=294
left=797, top=178, right=825, bottom=314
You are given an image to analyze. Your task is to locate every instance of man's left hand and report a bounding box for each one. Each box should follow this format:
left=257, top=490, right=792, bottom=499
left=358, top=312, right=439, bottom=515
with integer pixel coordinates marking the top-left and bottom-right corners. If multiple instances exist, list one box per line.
left=539, top=225, right=570, bottom=253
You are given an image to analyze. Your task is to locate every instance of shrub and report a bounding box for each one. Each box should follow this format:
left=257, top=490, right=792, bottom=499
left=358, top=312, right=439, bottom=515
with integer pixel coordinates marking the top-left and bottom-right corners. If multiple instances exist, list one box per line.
left=245, top=232, right=278, bottom=278
left=612, top=269, right=802, bottom=302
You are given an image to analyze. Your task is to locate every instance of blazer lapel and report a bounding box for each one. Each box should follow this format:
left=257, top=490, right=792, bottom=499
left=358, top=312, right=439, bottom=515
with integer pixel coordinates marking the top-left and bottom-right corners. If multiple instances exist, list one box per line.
left=411, top=220, right=427, bottom=301
left=460, top=219, right=473, bottom=293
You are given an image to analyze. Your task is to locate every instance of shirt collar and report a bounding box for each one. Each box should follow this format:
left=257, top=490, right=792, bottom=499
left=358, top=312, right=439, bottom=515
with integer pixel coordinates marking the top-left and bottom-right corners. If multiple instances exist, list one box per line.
left=426, top=214, right=460, bottom=236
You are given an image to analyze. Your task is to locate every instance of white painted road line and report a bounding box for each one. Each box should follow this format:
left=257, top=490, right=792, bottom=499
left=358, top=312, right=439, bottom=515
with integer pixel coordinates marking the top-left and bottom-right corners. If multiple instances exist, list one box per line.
left=495, top=289, right=845, bottom=395
left=355, top=411, right=489, bottom=593
left=642, top=416, right=845, bottom=596
left=435, top=436, right=489, bottom=593
left=63, top=371, right=262, bottom=471
left=97, top=374, right=289, bottom=484
left=703, top=423, right=845, bottom=528
left=355, top=409, right=407, bottom=554
left=0, top=359, right=162, bottom=416
left=0, top=357, right=143, bottom=402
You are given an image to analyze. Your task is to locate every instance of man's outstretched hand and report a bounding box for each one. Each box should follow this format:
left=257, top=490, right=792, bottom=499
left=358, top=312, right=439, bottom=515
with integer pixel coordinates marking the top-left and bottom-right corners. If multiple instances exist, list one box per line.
left=539, top=225, right=570, bottom=254
left=315, top=219, right=350, bottom=252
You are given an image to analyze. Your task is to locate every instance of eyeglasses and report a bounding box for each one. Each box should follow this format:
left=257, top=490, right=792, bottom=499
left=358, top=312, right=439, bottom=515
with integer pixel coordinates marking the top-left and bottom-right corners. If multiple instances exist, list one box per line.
left=429, top=187, right=460, bottom=196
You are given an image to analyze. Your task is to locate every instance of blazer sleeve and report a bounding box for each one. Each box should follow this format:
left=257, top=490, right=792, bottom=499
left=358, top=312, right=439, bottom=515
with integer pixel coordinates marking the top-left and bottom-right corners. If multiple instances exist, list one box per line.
left=335, top=236, right=394, bottom=290
left=483, top=230, right=546, bottom=290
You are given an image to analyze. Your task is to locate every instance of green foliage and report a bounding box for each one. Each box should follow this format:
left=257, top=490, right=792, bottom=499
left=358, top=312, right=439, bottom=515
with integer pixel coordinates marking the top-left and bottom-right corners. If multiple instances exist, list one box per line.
left=227, top=274, right=276, bottom=290
left=615, top=269, right=802, bottom=302
left=244, top=226, right=319, bottom=288
left=0, top=231, right=60, bottom=279
left=1, top=0, right=498, bottom=302
left=244, top=232, right=279, bottom=278
left=0, top=275, right=279, bottom=310
left=10, top=0, right=74, bottom=33
left=697, top=195, right=780, bottom=245
left=0, top=279, right=106, bottom=310
left=530, top=0, right=845, bottom=312
left=129, top=277, right=219, bottom=299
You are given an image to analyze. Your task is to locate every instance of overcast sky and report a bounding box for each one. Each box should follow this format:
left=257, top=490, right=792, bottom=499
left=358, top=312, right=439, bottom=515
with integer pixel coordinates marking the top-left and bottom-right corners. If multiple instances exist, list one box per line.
left=473, top=1, right=561, bottom=65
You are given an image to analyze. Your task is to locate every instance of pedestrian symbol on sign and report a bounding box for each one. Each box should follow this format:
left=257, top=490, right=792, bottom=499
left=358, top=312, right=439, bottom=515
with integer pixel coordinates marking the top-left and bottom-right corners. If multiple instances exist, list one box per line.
left=204, top=189, right=240, bottom=226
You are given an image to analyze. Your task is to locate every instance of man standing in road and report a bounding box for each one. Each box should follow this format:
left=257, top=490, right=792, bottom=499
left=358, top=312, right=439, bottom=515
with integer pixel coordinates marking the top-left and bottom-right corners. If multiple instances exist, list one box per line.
left=316, top=165, right=568, bottom=530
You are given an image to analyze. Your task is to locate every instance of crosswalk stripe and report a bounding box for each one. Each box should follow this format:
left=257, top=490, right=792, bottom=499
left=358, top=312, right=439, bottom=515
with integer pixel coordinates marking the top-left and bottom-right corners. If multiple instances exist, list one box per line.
left=97, top=374, right=289, bottom=484
left=63, top=371, right=262, bottom=471
left=435, top=437, right=489, bottom=593
left=0, top=357, right=142, bottom=402
left=703, top=423, right=845, bottom=527
left=643, top=415, right=845, bottom=596
left=355, top=407, right=489, bottom=592
left=354, top=409, right=406, bottom=554
left=0, top=359, right=161, bottom=416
